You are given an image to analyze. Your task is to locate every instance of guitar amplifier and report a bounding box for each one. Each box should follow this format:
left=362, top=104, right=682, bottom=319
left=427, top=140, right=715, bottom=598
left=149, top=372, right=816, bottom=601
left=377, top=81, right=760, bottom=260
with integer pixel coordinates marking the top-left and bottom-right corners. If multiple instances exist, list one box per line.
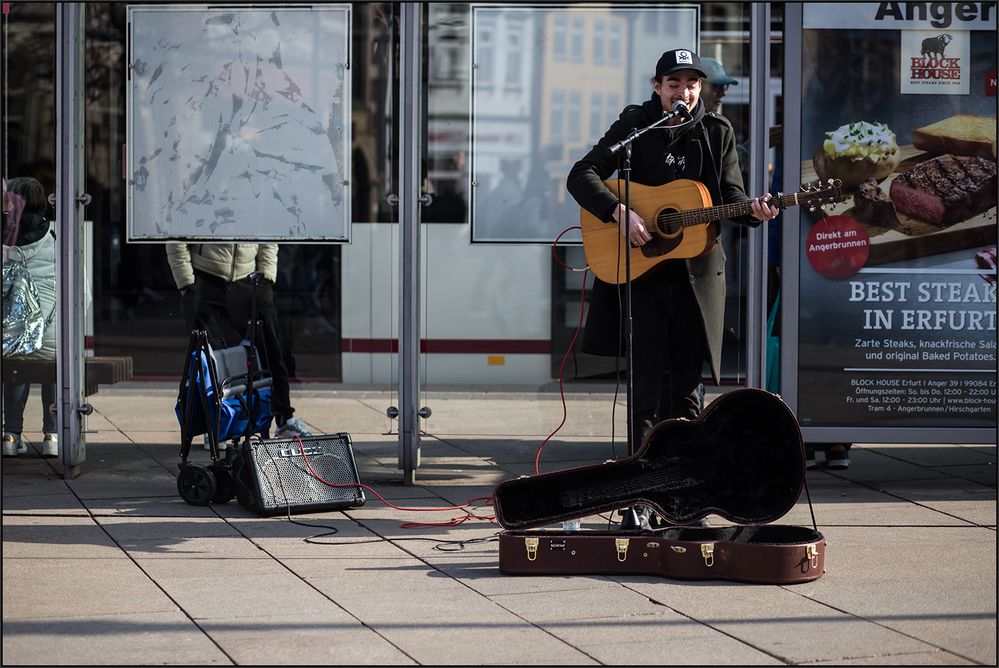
left=235, top=433, right=366, bottom=516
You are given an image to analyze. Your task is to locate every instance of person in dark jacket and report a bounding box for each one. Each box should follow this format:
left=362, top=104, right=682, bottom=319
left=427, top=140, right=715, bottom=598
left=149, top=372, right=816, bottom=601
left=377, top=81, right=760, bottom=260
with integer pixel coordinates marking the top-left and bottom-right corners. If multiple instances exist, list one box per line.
left=567, top=48, right=778, bottom=440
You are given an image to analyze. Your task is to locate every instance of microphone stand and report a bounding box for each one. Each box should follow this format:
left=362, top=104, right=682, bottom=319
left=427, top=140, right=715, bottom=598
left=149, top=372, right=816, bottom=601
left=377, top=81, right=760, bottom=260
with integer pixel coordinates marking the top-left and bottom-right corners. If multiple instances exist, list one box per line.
left=608, top=106, right=688, bottom=531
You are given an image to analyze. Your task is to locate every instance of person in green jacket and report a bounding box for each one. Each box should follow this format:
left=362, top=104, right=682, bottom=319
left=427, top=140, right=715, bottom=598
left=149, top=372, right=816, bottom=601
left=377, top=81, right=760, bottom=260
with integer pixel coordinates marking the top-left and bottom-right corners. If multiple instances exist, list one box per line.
left=567, top=49, right=779, bottom=438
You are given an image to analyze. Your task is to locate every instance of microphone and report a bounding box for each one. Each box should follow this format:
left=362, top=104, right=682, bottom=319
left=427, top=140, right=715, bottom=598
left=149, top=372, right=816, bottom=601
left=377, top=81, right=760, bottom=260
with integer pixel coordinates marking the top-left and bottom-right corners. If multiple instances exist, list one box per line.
left=611, top=101, right=689, bottom=153
left=669, top=100, right=692, bottom=120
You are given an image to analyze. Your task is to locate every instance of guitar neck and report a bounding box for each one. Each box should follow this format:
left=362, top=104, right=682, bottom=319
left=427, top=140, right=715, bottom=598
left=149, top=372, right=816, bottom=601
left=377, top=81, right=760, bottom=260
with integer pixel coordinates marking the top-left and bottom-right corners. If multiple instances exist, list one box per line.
left=671, top=192, right=799, bottom=228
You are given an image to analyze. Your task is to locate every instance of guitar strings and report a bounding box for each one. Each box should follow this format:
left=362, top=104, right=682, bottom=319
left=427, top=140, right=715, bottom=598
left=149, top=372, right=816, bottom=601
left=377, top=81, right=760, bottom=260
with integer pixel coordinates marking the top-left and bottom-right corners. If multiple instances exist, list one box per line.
left=654, top=193, right=798, bottom=233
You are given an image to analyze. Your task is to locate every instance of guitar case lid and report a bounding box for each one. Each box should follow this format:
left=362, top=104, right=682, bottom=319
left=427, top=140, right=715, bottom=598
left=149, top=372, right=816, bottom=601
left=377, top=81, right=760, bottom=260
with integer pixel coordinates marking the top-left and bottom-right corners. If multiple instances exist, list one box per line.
left=493, top=388, right=804, bottom=530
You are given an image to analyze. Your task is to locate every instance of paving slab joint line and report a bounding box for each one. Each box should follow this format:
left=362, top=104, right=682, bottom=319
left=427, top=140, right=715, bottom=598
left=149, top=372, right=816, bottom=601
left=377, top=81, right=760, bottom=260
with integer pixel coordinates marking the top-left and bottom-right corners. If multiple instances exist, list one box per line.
left=777, top=584, right=987, bottom=665
left=216, top=510, right=421, bottom=664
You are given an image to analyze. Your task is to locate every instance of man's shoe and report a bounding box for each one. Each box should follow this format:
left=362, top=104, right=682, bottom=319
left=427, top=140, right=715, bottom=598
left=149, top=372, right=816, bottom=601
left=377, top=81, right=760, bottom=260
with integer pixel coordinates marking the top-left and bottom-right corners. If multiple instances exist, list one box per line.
left=41, top=433, right=58, bottom=458
left=805, top=446, right=825, bottom=470
left=3, top=433, right=27, bottom=457
left=275, top=416, right=313, bottom=439
left=202, top=434, right=227, bottom=451
left=826, top=444, right=851, bottom=470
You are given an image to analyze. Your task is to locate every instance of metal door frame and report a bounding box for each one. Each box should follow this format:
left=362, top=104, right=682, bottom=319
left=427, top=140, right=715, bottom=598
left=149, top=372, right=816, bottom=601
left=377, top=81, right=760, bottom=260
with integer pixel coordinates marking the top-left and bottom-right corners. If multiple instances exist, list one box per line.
left=55, top=2, right=89, bottom=477
left=397, top=2, right=422, bottom=484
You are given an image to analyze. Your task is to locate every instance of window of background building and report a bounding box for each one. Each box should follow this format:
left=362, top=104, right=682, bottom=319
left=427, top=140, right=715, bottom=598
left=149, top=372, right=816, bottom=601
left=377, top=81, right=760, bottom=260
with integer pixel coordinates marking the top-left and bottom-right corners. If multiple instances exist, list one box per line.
left=570, top=16, right=584, bottom=63
left=608, top=22, right=622, bottom=66
left=589, top=91, right=603, bottom=139
left=553, top=14, right=566, bottom=61
left=549, top=88, right=565, bottom=142
left=593, top=19, right=606, bottom=65
left=476, top=17, right=495, bottom=85
left=505, top=20, right=523, bottom=90
left=567, top=90, right=581, bottom=142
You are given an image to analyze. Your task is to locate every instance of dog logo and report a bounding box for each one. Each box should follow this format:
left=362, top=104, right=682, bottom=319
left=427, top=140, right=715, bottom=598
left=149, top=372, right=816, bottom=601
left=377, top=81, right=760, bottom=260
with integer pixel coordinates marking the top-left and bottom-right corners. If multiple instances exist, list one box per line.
left=920, top=34, right=953, bottom=59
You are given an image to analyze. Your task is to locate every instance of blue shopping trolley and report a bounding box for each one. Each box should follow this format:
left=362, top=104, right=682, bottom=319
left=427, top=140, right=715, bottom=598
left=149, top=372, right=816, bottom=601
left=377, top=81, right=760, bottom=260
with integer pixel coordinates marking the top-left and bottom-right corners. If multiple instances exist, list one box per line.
left=175, top=275, right=274, bottom=505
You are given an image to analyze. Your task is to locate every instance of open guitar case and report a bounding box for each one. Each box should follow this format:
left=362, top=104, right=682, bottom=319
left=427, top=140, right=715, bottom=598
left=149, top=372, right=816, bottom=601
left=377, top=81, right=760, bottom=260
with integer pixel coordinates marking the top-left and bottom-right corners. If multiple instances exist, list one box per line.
left=493, top=388, right=826, bottom=584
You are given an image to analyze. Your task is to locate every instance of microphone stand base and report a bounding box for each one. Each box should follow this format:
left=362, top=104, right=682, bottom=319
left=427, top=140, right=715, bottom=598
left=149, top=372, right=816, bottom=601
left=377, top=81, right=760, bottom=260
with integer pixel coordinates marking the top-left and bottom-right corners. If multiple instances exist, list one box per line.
left=618, top=507, right=645, bottom=531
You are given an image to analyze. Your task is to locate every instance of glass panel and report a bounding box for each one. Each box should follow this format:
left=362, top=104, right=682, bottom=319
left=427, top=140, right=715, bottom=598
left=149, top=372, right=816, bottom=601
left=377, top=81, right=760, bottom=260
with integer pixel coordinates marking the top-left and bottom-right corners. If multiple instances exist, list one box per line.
left=56, top=2, right=768, bottom=462
left=469, top=4, right=699, bottom=244
left=419, top=3, right=761, bottom=450
left=339, top=2, right=398, bottom=402
left=2, top=2, right=60, bottom=455
left=83, top=2, right=400, bottom=445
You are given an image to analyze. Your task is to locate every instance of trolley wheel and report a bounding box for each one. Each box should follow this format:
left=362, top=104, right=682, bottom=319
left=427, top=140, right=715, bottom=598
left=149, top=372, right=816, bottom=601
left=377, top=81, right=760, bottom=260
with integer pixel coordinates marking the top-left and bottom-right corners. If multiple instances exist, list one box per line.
left=177, top=464, right=217, bottom=506
left=210, top=463, right=235, bottom=504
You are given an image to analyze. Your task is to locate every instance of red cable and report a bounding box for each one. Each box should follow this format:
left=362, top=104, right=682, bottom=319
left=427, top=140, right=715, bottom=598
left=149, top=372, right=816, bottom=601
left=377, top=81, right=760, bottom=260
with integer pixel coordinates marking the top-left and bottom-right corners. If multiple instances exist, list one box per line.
left=293, top=225, right=590, bottom=522
left=535, top=227, right=590, bottom=474
left=293, top=435, right=495, bottom=526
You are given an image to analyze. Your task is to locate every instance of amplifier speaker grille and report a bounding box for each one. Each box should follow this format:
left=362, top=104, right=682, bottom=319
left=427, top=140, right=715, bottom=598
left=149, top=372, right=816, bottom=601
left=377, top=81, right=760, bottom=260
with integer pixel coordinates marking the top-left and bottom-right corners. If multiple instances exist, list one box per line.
left=236, top=433, right=365, bottom=515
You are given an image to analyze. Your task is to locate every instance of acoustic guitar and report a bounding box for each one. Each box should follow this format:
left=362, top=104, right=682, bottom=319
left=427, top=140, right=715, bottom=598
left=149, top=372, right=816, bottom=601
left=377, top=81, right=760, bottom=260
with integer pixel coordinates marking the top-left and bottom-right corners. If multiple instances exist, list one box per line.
left=580, top=178, right=844, bottom=284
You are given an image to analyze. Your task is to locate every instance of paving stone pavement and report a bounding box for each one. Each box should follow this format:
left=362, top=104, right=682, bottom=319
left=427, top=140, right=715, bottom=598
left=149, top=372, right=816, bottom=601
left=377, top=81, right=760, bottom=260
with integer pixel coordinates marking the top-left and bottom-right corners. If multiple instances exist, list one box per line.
left=2, top=384, right=996, bottom=665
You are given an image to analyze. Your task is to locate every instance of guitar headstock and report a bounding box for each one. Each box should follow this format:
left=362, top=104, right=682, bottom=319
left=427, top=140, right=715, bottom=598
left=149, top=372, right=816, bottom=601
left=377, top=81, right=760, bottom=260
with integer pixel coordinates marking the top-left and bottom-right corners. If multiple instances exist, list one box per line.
left=798, top=179, right=845, bottom=211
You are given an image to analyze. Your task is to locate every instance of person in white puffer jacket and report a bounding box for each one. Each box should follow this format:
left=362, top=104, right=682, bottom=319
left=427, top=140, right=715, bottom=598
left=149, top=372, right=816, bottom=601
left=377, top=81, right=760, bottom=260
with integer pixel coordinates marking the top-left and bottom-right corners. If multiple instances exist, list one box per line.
left=3, top=177, right=58, bottom=458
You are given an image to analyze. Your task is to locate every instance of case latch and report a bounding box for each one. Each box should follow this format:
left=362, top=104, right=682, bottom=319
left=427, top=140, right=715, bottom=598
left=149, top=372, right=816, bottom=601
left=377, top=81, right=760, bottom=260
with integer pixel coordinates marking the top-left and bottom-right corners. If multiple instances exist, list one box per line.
left=525, top=537, right=539, bottom=561
left=700, top=543, right=715, bottom=567
left=615, top=537, right=630, bottom=562
left=806, top=544, right=819, bottom=569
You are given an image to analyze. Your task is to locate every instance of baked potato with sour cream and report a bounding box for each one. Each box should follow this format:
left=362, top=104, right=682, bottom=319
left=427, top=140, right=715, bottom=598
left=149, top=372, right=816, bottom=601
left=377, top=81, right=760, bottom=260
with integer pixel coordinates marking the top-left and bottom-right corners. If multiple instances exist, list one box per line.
left=812, top=121, right=901, bottom=190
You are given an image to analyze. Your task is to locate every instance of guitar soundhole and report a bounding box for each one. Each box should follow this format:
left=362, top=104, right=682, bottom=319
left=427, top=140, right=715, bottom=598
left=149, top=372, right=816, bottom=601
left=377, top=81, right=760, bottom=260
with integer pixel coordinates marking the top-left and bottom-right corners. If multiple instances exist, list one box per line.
left=656, top=209, right=682, bottom=237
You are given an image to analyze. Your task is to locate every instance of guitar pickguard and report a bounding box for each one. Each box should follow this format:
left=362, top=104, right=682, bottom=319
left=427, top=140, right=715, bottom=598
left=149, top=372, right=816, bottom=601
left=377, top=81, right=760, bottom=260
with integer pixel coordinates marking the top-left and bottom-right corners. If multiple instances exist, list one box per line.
left=639, top=232, right=683, bottom=258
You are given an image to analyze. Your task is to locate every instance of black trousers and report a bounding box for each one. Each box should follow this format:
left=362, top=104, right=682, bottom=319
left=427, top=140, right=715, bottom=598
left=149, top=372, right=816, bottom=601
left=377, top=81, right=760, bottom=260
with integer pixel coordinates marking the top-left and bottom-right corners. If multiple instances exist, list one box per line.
left=629, top=265, right=707, bottom=433
left=182, top=270, right=294, bottom=422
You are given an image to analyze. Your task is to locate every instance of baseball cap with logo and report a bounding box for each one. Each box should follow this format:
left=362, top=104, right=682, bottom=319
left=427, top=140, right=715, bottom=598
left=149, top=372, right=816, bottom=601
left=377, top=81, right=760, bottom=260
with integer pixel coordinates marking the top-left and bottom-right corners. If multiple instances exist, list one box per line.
left=655, top=49, right=707, bottom=79
left=701, top=57, right=739, bottom=86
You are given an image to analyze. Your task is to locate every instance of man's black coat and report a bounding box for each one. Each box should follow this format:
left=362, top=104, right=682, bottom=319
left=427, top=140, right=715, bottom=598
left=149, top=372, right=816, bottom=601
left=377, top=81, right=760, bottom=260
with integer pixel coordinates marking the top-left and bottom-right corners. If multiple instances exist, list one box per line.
left=566, top=96, right=760, bottom=384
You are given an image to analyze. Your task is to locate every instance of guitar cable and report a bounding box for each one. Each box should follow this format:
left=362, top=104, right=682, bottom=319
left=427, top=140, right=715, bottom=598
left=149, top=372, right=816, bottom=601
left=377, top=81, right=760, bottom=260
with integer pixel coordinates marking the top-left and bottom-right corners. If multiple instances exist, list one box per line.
left=534, top=225, right=592, bottom=475
left=541, top=198, right=632, bottom=472
left=238, top=436, right=498, bottom=549
left=252, top=224, right=626, bottom=537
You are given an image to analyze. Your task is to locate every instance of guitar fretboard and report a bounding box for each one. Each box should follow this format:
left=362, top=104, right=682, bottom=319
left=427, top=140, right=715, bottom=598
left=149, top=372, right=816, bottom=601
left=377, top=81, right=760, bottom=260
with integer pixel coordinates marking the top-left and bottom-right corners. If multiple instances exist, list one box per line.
left=656, top=192, right=802, bottom=231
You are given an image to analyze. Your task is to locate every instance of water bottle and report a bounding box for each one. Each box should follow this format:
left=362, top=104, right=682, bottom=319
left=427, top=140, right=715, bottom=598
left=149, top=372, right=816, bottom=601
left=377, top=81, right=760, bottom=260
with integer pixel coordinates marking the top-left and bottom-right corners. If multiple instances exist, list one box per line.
left=562, top=518, right=581, bottom=531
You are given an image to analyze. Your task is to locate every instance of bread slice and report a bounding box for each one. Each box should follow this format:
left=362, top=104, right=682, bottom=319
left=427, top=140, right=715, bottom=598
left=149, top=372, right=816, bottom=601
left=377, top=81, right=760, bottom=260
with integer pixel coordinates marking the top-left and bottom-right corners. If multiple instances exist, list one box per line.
left=912, top=114, right=996, bottom=158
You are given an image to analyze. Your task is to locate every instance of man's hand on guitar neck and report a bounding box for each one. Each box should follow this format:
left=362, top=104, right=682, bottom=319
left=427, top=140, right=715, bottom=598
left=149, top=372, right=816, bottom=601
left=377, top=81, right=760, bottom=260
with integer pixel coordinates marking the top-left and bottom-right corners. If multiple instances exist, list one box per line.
left=750, top=194, right=780, bottom=222
left=614, top=202, right=652, bottom=247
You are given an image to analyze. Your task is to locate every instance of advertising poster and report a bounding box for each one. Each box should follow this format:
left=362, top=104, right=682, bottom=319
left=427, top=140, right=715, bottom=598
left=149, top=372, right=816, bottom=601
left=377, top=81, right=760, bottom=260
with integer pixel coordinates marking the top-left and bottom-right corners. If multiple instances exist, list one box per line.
left=797, top=3, right=996, bottom=428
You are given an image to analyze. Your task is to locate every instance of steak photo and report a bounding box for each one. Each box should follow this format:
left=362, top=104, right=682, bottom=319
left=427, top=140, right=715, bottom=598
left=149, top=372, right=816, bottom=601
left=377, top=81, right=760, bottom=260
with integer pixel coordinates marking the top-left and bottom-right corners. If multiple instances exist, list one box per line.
left=888, top=154, right=997, bottom=226
left=853, top=177, right=899, bottom=228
